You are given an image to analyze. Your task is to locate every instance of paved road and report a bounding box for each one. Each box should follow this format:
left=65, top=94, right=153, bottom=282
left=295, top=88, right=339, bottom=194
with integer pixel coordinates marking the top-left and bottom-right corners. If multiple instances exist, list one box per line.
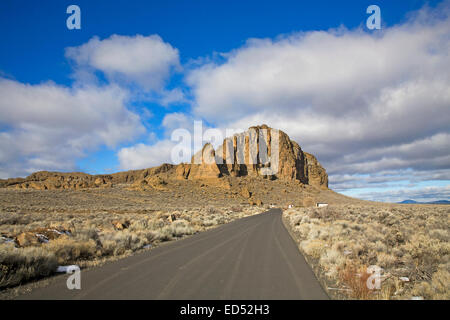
left=19, top=208, right=328, bottom=300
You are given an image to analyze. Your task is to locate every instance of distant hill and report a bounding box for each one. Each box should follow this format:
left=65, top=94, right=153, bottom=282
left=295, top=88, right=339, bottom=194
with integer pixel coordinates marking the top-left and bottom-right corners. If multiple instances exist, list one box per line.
left=431, top=200, right=450, bottom=204
left=399, top=200, right=417, bottom=204
left=399, top=199, right=450, bottom=205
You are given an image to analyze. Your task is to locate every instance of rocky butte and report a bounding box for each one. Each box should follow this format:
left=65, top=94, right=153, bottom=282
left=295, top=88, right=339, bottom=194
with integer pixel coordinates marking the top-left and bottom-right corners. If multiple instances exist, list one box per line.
left=0, top=125, right=328, bottom=192
left=176, top=125, right=328, bottom=189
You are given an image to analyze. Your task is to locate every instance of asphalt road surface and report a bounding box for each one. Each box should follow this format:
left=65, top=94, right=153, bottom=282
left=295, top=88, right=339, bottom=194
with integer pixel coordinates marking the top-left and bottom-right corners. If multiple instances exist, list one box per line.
left=18, top=208, right=328, bottom=300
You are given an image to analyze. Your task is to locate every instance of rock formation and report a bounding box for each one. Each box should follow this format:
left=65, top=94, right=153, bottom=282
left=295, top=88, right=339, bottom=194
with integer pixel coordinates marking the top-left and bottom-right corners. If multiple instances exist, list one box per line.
left=304, top=152, right=329, bottom=189
left=188, top=143, right=221, bottom=180
left=178, top=125, right=328, bottom=189
left=0, top=125, right=328, bottom=190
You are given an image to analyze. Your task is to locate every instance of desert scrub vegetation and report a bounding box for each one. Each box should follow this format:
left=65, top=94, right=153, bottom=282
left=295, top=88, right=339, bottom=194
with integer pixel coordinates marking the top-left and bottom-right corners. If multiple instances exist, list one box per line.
left=0, top=244, right=57, bottom=288
left=0, top=205, right=262, bottom=290
left=284, top=204, right=450, bottom=300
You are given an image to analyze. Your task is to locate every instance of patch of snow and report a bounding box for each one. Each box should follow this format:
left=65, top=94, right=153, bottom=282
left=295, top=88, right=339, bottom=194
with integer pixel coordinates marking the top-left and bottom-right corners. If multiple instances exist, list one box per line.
left=35, top=233, right=49, bottom=243
left=399, top=277, right=410, bottom=282
left=56, top=265, right=79, bottom=273
left=1, top=236, right=15, bottom=243
left=327, top=287, right=352, bottom=291
left=50, top=229, right=71, bottom=236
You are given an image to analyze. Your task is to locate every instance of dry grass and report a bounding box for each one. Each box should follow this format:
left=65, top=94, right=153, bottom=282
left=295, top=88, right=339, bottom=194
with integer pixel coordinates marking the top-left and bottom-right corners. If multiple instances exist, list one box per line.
left=338, top=261, right=372, bottom=299
left=0, top=244, right=57, bottom=288
left=284, top=204, right=450, bottom=300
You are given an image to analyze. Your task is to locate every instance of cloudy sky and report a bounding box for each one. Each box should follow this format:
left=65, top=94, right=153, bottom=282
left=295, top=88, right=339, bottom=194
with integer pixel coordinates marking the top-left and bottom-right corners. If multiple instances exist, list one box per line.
left=0, top=0, right=449, bottom=202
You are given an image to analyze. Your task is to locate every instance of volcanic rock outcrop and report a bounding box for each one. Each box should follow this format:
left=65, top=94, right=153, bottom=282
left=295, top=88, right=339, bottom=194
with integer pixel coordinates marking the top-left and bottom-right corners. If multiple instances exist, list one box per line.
left=0, top=125, right=328, bottom=190
left=177, top=125, right=328, bottom=189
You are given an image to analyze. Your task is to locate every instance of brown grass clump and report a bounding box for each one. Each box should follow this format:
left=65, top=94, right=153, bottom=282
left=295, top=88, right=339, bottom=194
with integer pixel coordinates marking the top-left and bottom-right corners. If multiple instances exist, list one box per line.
left=338, top=261, right=372, bottom=299
left=0, top=244, right=57, bottom=289
left=45, top=238, right=97, bottom=264
left=300, top=239, right=327, bottom=260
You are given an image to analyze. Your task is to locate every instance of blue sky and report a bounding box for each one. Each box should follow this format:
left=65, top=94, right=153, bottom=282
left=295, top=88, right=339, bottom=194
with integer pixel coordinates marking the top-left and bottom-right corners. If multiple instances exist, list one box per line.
left=0, top=0, right=440, bottom=82
left=0, top=0, right=449, bottom=202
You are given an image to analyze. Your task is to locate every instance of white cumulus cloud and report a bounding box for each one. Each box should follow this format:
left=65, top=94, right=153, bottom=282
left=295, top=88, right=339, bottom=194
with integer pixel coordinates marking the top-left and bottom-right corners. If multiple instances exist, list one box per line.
left=185, top=3, right=450, bottom=193
left=118, top=140, right=179, bottom=170
left=66, top=34, right=181, bottom=91
left=0, top=79, right=145, bottom=178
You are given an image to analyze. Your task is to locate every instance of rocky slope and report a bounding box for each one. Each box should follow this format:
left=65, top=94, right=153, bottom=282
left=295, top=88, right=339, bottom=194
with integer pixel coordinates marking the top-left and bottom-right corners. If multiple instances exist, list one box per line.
left=0, top=125, right=328, bottom=191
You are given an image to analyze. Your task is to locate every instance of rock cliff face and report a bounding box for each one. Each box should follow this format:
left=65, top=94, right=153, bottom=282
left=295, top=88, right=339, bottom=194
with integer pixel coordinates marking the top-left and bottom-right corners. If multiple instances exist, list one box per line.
left=0, top=125, right=328, bottom=190
left=304, top=152, right=329, bottom=189
left=178, top=125, right=328, bottom=189
left=189, top=143, right=222, bottom=180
